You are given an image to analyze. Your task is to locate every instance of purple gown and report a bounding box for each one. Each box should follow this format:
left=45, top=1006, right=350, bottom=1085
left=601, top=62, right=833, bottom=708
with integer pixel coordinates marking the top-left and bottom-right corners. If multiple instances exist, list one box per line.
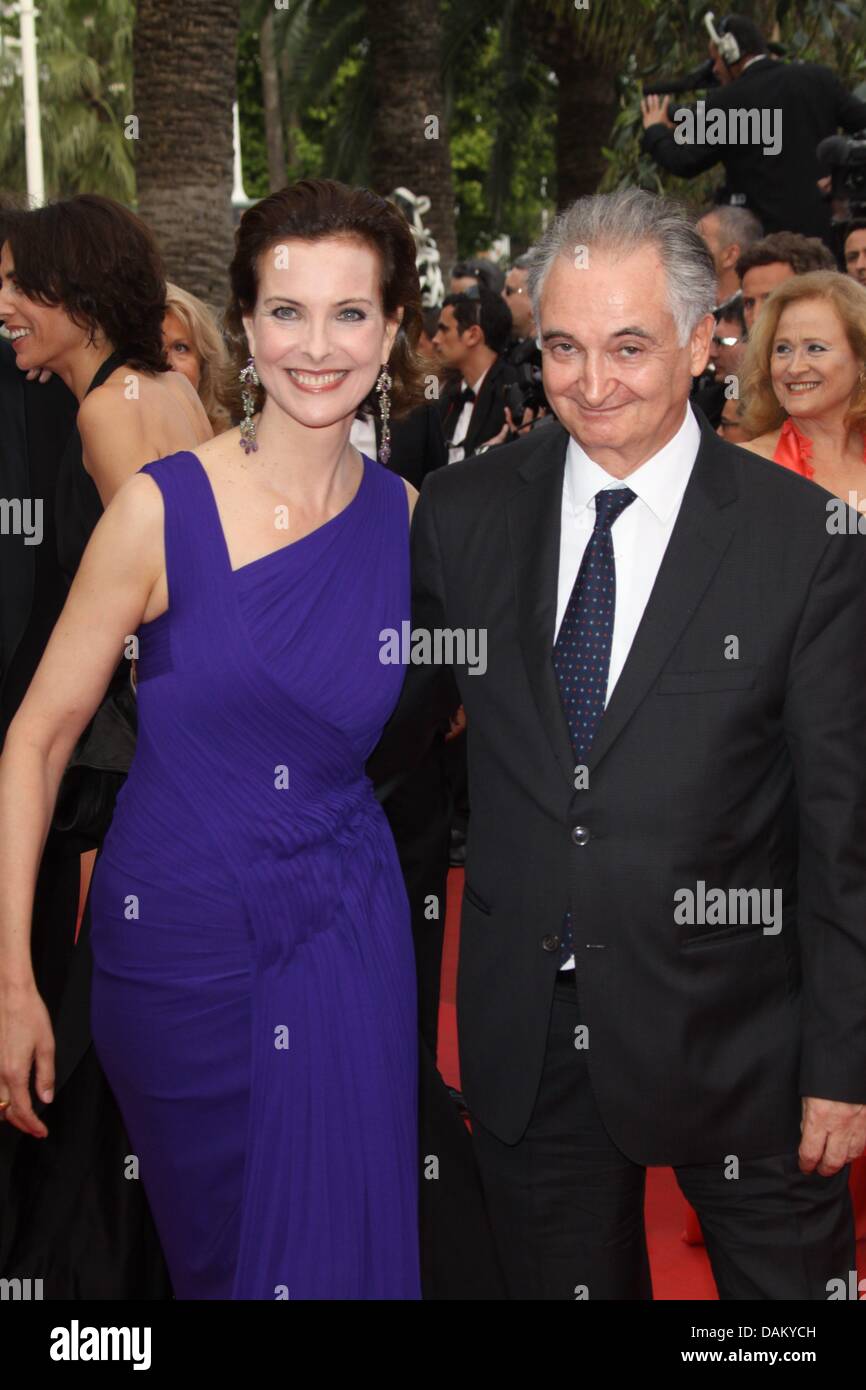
left=89, top=450, right=420, bottom=1299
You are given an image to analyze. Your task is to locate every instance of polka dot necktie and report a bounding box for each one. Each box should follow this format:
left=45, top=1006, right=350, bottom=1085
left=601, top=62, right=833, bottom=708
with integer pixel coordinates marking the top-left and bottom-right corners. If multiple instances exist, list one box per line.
left=552, top=486, right=637, bottom=965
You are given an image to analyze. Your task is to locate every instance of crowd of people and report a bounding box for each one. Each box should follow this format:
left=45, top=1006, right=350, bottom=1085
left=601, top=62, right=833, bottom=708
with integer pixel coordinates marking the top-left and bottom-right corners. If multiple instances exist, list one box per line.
left=0, top=92, right=865, bottom=1301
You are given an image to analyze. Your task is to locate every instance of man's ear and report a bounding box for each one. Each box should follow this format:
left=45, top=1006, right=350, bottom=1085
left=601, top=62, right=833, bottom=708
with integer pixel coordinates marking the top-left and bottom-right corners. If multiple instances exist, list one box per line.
left=721, top=242, right=741, bottom=274
left=690, top=312, right=715, bottom=378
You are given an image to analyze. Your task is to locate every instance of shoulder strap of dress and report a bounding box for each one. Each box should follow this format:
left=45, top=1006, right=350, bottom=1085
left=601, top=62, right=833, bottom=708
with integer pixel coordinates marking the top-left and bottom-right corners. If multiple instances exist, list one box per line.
left=85, top=349, right=128, bottom=396
left=138, top=451, right=233, bottom=665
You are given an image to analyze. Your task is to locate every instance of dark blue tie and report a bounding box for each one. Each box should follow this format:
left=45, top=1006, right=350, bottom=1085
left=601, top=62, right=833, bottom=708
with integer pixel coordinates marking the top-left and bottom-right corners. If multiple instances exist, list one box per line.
left=553, top=486, right=637, bottom=964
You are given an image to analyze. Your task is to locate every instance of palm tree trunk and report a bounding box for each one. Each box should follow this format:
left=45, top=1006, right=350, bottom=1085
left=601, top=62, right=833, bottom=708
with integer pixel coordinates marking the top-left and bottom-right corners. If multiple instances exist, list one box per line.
left=364, top=0, right=457, bottom=278
left=524, top=3, right=617, bottom=206
left=133, top=0, right=240, bottom=312
left=553, top=52, right=617, bottom=207
left=260, top=8, right=285, bottom=190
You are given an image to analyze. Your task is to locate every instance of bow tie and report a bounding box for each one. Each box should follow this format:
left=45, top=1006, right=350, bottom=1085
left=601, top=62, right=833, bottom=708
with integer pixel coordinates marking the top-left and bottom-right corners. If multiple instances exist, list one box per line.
left=458, top=385, right=476, bottom=405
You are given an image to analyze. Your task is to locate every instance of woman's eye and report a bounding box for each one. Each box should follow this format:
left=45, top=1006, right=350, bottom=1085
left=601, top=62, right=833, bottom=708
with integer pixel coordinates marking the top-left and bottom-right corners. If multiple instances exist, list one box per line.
left=273, top=307, right=297, bottom=320
left=338, top=308, right=366, bottom=321
left=173, top=342, right=189, bottom=354
left=807, top=343, right=827, bottom=353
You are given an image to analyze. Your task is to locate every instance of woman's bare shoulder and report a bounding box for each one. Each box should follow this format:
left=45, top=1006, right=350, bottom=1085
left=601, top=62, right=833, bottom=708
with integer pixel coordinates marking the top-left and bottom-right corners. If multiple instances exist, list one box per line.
left=739, top=430, right=781, bottom=460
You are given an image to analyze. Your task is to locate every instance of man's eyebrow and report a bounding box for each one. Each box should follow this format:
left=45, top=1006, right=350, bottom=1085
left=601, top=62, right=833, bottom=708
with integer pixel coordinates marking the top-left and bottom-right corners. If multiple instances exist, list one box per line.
left=541, top=325, right=657, bottom=343
left=262, top=296, right=374, bottom=307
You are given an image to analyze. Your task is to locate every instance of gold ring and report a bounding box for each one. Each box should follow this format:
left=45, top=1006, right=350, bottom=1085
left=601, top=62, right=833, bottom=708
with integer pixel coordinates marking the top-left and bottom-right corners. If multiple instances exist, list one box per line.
left=0, top=1099, right=11, bottom=1110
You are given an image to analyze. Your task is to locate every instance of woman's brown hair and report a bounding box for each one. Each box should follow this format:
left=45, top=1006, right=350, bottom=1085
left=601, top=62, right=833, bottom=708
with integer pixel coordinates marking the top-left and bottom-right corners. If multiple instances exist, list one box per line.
left=2, top=193, right=168, bottom=374
left=740, top=270, right=866, bottom=437
left=223, top=179, right=428, bottom=423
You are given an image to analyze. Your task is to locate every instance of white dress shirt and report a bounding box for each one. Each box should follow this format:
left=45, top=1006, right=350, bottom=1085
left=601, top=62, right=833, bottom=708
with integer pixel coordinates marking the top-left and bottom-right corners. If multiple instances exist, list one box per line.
left=555, top=404, right=701, bottom=967
left=448, top=365, right=491, bottom=465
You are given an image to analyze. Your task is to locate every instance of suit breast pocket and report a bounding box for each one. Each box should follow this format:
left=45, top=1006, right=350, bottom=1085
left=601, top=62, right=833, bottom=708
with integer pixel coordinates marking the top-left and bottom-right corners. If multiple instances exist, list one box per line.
left=462, top=882, right=492, bottom=916
left=656, top=665, right=758, bottom=695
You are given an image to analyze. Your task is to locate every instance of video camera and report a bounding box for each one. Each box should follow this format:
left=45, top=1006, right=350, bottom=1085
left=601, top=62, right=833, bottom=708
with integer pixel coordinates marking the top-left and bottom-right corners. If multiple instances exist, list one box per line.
left=505, top=338, right=548, bottom=430
left=816, top=131, right=866, bottom=221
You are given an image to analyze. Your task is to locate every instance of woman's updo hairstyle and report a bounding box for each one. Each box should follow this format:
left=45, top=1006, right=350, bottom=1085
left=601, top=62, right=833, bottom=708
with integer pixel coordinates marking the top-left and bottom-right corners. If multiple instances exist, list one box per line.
left=223, top=178, right=428, bottom=423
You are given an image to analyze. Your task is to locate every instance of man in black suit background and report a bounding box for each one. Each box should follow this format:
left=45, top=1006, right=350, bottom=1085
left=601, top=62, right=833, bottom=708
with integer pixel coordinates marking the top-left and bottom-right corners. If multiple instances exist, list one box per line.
left=640, top=13, right=866, bottom=246
left=433, top=287, right=518, bottom=462
left=376, top=186, right=866, bottom=1298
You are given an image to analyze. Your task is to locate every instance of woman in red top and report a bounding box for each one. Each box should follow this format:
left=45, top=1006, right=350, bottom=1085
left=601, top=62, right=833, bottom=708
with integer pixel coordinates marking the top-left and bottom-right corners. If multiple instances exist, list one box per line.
left=739, top=269, right=866, bottom=512
left=730, top=267, right=866, bottom=1251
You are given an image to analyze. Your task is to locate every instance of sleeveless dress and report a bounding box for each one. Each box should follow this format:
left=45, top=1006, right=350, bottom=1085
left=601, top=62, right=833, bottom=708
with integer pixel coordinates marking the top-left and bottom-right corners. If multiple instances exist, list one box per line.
left=88, top=449, right=420, bottom=1300
left=773, top=416, right=866, bottom=476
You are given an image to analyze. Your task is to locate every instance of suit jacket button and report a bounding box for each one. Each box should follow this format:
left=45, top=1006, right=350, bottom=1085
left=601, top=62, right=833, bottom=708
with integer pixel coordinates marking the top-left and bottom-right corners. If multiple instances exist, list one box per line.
left=542, top=933, right=561, bottom=952
left=571, top=824, right=591, bottom=846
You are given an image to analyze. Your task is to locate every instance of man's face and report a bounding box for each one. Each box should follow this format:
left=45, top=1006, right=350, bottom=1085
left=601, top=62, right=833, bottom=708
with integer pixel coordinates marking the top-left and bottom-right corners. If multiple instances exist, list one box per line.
left=708, top=41, right=734, bottom=86
left=431, top=303, right=471, bottom=370
left=717, top=405, right=751, bottom=444
left=538, top=245, right=713, bottom=474
left=503, top=268, right=534, bottom=338
left=844, top=228, right=866, bottom=287
left=740, top=261, right=795, bottom=331
left=709, top=313, right=747, bottom=380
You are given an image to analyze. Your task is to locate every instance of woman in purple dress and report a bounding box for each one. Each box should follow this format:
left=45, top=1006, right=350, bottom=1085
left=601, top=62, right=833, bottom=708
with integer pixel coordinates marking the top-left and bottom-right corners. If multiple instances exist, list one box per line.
left=0, top=180, right=427, bottom=1298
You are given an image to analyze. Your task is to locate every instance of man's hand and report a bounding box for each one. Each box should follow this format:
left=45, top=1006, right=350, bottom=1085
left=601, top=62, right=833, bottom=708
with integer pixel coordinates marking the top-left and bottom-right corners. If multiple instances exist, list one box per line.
left=640, top=94, right=673, bottom=131
left=799, top=1096, right=866, bottom=1175
left=444, top=704, right=466, bottom=743
left=19, top=363, right=53, bottom=384
left=480, top=404, right=548, bottom=450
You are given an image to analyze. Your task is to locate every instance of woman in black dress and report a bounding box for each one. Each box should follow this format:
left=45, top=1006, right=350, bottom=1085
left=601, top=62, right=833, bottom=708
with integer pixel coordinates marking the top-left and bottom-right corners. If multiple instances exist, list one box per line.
left=0, top=194, right=210, bottom=1297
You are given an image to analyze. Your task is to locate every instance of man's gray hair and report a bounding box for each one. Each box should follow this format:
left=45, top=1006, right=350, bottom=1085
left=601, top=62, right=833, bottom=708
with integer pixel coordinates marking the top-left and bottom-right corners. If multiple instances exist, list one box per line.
left=702, top=203, right=763, bottom=251
left=525, top=188, right=717, bottom=347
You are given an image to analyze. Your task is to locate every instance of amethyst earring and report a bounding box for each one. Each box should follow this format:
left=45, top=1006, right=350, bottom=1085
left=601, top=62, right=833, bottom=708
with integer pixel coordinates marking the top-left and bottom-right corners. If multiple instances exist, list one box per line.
left=239, top=356, right=260, bottom=454
left=377, top=364, right=393, bottom=465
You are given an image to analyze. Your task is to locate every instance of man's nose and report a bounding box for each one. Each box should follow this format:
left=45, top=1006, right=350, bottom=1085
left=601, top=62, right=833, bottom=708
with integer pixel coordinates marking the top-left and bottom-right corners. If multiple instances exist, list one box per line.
left=579, top=354, right=616, bottom=403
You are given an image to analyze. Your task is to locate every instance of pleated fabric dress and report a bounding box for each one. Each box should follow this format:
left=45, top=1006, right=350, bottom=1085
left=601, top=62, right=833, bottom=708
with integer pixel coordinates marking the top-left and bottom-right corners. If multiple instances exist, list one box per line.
left=89, top=449, right=420, bottom=1300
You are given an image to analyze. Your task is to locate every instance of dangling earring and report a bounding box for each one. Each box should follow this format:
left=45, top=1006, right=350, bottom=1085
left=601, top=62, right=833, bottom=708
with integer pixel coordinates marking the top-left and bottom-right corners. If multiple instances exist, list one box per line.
left=239, top=356, right=260, bottom=454
left=376, top=363, right=393, bottom=465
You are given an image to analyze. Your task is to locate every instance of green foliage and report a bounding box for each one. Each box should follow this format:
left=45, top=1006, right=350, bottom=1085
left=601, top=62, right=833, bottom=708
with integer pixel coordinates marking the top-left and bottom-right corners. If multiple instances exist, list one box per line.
left=0, top=0, right=134, bottom=200
left=236, top=0, right=557, bottom=258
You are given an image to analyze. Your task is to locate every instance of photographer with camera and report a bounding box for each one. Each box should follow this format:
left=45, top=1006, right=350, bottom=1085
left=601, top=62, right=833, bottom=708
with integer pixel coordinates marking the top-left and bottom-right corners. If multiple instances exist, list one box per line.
left=640, top=12, right=866, bottom=246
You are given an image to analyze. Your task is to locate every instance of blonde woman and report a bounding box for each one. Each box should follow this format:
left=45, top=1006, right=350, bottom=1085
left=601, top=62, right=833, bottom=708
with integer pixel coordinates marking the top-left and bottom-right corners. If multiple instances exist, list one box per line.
left=740, top=270, right=866, bottom=508
left=163, top=282, right=232, bottom=435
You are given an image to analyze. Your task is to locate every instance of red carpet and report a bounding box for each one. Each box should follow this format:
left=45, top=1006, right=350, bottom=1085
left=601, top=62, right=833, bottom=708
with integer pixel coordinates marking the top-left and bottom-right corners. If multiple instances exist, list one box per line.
left=436, top=867, right=866, bottom=1299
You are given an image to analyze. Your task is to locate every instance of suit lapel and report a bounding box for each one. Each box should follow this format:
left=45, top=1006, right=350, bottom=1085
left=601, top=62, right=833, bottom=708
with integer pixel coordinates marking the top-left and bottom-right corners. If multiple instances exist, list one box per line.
left=465, top=360, right=503, bottom=455
left=587, top=423, right=738, bottom=774
left=507, top=423, right=576, bottom=785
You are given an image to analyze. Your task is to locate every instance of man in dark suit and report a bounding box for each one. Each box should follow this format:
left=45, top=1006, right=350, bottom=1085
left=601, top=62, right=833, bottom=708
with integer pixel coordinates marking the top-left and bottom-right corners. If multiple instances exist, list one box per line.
left=373, top=186, right=866, bottom=1299
left=640, top=14, right=866, bottom=246
left=433, top=287, right=518, bottom=462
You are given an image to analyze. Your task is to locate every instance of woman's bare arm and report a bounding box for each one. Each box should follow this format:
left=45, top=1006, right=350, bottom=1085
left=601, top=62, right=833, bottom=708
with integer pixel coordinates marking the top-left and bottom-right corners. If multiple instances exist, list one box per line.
left=0, top=473, right=164, bottom=989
